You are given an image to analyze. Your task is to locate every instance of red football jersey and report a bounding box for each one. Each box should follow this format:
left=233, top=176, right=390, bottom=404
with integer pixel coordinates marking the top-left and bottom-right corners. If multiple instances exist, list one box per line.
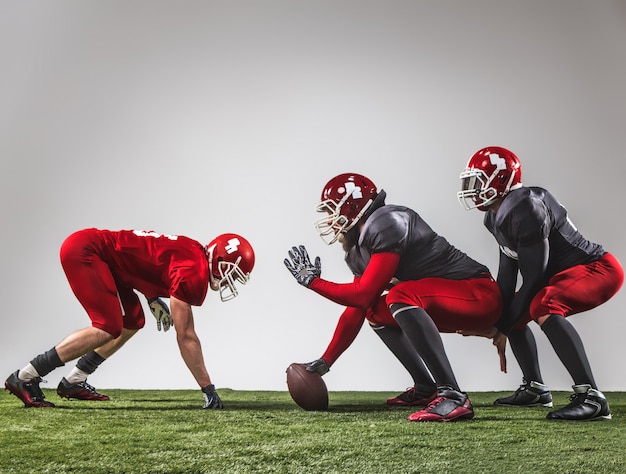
left=89, top=229, right=210, bottom=306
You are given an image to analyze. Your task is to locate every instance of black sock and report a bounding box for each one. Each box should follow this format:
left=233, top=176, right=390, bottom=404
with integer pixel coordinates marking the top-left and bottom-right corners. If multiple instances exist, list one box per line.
left=76, top=351, right=107, bottom=374
left=390, top=304, right=459, bottom=391
left=508, top=326, right=544, bottom=384
left=540, top=314, right=596, bottom=388
left=371, top=324, right=435, bottom=392
left=30, top=347, right=65, bottom=377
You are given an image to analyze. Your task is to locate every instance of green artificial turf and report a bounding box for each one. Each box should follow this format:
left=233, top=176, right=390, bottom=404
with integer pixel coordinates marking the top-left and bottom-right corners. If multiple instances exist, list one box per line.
left=1, top=389, right=624, bottom=473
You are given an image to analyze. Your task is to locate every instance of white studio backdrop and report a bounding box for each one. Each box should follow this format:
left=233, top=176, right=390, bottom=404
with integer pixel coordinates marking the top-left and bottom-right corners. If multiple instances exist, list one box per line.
left=1, top=1, right=625, bottom=393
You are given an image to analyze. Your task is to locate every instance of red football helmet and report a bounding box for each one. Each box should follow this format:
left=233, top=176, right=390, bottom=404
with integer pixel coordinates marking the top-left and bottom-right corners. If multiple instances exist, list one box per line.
left=205, top=233, right=255, bottom=301
left=458, top=146, right=523, bottom=211
left=314, top=173, right=379, bottom=244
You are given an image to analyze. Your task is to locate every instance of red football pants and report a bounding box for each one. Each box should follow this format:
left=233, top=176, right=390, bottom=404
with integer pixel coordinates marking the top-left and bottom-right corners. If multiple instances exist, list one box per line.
left=529, top=252, right=623, bottom=320
left=365, top=276, right=503, bottom=333
left=59, top=229, right=145, bottom=337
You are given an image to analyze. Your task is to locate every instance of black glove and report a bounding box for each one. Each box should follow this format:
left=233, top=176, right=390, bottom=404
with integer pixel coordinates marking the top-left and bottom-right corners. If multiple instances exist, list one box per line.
left=284, top=245, right=321, bottom=287
left=201, top=384, right=224, bottom=409
left=305, top=358, right=330, bottom=375
left=148, top=297, right=173, bottom=332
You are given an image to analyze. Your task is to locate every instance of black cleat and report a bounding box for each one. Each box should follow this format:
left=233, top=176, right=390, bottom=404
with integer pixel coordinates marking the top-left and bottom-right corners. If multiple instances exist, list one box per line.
left=57, top=378, right=110, bottom=401
left=495, top=379, right=553, bottom=407
left=5, top=370, right=55, bottom=408
left=547, top=384, right=611, bottom=421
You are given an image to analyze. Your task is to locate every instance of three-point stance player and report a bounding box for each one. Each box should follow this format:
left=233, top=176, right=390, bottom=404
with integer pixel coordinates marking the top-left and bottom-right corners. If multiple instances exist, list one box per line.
left=5, top=228, right=255, bottom=409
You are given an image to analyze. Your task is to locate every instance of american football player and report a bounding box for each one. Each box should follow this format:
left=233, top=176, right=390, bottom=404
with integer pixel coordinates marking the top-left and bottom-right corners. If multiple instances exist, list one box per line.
left=458, top=146, right=623, bottom=421
left=284, top=173, right=502, bottom=422
left=5, top=228, right=255, bottom=409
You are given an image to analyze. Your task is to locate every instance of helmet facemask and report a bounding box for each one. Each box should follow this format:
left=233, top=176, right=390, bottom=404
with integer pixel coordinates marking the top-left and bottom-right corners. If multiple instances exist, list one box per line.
left=458, top=166, right=519, bottom=211
left=458, top=168, right=497, bottom=210
left=207, top=245, right=251, bottom=302
left=314, top=195, right=372, bottom=245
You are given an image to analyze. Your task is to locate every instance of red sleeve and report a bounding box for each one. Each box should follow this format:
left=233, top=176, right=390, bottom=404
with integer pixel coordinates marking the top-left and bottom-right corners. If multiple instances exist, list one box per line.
left=308, top=252, right=400, bottom=309
left=320, top=306, right=366, bottom=366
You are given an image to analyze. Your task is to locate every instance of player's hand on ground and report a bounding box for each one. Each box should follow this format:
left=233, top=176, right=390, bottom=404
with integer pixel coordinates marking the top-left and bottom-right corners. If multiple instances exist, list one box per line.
left=148, top=297, right=174, bottom=332
left=284, top=245, right=321, bottom=287
left=305, top=358, right=330, bottom=375
left=493, top=331, right=507, bottom=373
left=201, top=384, right=224, bottom=409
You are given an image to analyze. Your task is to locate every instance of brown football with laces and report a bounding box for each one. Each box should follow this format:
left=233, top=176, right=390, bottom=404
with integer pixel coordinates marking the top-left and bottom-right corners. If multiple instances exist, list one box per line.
left=286, top=363, right=329, bottom=411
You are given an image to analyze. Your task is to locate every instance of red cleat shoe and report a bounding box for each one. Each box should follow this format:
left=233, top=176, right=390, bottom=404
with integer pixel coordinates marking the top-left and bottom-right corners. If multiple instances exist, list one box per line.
left=408, top=387, right=474, bottom=422
left=5, top=370, right=55, bottom=408
left=386, top=387, right=437, bottom=406
left=57, top=378, right=110, bottom=401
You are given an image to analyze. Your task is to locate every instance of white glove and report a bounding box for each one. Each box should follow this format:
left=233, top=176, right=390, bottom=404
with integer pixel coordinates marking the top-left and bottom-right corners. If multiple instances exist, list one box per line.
left=148, top=297, right=173, bottom=332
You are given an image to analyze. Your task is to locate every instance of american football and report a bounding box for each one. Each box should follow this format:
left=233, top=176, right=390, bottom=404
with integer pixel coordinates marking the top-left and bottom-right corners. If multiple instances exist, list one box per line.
left=286, top=363, right=329, bottom=411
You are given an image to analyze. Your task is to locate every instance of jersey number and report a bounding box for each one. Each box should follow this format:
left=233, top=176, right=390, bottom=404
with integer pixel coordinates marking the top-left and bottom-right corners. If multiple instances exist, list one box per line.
left=133, top=230, right=179, bottom=241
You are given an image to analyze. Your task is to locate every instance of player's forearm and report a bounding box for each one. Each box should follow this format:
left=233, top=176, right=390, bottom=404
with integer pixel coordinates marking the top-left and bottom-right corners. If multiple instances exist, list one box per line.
left=320, top=306, right=366, bottom=365
left=177, top=336, right=211, bottom=387
left=308, top=252, right=397, bottom=308
left=496, top=241, right=549, bottom=335
left=495, top=283, right=541, bottom=335
left=309, top=278, right=376, bottom=308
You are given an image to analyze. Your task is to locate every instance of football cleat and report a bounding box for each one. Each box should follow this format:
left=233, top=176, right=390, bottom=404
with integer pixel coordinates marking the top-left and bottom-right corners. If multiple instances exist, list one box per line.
left=57, top=378, right=110, bottom=401
left=408, top=386, right=474, bottom=422
left=5, top=370, right=55, bottom=408
left=494, top=379, right=553, bottom=407
left=386, top=386, right=437, bottom=407
left=547, top=384, right=611, bottom=422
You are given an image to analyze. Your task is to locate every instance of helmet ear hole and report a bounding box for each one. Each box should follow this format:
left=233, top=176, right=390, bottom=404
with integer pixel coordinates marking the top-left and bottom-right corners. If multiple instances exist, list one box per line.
left=215, top=257, right=224, bottom=276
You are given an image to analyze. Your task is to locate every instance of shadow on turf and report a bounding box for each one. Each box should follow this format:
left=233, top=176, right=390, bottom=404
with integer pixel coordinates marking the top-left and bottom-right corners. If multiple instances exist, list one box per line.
left=47, top=401, right=387, bottom=412
left=45, top=407, right=554, bottom=422
left=43, top=399, right=551, bottom=421
left=5, top=398, right=559, bottom=420
left=16, top=390, right=591, bottom=421
left=34, top=395, right=405, bottom=413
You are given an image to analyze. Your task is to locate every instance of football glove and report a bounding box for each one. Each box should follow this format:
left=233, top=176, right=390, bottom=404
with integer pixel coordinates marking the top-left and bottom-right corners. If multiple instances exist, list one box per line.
left=148, top=297, right=173, bottom=332
left=201, top=384, right=224, bottom=409
left=305, top=358, right=330, bottom=376
left=284, top=245, right=321, bottom=287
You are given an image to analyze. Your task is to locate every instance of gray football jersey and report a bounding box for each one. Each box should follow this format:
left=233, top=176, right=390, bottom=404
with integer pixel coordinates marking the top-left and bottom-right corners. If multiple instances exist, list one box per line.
left=484, top=186, right=605, bottom=277
left=345, top=204, right=489, bottom=280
